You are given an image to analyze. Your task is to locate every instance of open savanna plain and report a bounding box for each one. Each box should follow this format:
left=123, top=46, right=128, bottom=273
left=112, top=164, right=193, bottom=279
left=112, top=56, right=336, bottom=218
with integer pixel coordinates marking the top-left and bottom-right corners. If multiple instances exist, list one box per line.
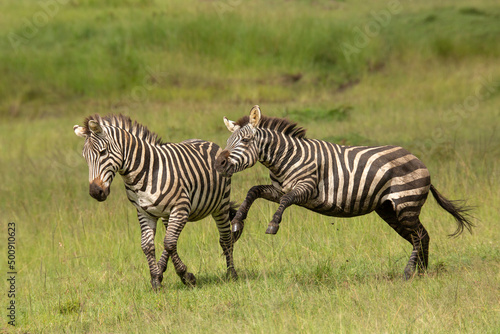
left=1, top=0, right=499, bottom=332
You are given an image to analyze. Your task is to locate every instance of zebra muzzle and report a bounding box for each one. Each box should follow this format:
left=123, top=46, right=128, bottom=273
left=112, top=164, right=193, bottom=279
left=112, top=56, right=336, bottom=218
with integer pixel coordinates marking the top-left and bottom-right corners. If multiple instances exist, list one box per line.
left=215, top=150, right=233, bottom=177
left=89, top=178, right=110, bottom=202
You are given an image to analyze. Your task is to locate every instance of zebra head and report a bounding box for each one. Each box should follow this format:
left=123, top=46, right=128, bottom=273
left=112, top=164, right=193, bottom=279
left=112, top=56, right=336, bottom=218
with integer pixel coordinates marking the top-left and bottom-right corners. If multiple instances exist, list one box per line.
left=215, top=105, right=262, bottom=177
left=74, top=120, right=121, bottom=202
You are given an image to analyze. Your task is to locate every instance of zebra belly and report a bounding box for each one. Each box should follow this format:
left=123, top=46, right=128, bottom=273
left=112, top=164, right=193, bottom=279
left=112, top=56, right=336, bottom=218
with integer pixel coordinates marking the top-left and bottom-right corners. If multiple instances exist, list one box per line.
left=126, top=188, right=218, bottom=221
left=299, top=200, right=374, bottom=218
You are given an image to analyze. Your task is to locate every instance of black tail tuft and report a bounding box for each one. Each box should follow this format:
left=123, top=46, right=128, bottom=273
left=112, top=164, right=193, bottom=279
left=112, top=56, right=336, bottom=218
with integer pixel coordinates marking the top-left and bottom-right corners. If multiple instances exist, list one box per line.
left=429, top=184, right=475, bottom=237
left=229, top=202, right=245, bottom=243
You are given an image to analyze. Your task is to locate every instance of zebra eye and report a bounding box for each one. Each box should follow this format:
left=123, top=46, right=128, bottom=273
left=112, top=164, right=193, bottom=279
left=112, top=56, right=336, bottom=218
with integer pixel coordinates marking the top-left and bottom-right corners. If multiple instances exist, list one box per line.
left=99, top=148, right=108, bottom=156
left=241, top=137, right=251, bottom=143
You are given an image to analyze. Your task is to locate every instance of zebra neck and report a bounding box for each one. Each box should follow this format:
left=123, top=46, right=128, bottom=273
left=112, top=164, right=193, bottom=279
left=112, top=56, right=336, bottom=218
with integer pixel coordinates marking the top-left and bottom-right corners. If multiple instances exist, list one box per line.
left=119, top=133, right=162, bottom=186
left=257, top=130, right=304, bottom=178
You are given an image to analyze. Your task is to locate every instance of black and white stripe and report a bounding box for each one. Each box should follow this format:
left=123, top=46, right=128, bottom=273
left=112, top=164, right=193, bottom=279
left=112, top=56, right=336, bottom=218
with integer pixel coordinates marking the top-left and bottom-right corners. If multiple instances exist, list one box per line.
left=74, top=114, right=242, bottom=289
left=215, top=105, right=472, bottom=279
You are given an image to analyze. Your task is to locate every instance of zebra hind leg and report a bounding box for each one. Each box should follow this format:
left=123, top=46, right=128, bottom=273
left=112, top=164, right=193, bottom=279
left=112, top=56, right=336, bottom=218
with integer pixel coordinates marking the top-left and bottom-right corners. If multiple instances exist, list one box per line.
left=165, top=209, right=196, bottom=287
left=376, top=202, right=430, bottom=280
left=157, top=218, right=170, bottom=277
left=157, top=250, right=169, bottom=278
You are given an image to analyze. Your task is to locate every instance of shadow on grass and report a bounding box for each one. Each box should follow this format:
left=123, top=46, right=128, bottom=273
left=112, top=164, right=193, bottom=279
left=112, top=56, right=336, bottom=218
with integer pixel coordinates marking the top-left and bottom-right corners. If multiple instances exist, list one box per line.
left=181, top=264, right=452, bottom=291
left=152, top=256, right=467, bottom=292
left=285, top=258, right=456, bottom=288
left=195, top=268, right=276, bottom=288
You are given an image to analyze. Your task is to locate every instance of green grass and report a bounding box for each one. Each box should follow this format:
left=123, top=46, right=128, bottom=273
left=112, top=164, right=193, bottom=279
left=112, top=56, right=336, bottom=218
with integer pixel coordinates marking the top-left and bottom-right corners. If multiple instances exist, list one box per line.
left=1, top=0, right=500, bottom=333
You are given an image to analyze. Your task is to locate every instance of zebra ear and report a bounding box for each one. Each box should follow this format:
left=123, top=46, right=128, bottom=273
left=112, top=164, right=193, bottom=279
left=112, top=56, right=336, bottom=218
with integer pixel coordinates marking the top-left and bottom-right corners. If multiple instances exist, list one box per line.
left=73, top=125, right=87, bottom=138
left=88, top=120, right=104, bottom=136
left=223, top=117, right=240, bottom=133
left=249, top=105, right=261, bottom=128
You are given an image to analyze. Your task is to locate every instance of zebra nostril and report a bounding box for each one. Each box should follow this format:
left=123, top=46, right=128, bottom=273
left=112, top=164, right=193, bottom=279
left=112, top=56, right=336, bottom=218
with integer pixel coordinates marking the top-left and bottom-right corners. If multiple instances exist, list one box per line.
left=89, top=180, right=108, bottom=201
left=220, top=159, right=227, bottom=166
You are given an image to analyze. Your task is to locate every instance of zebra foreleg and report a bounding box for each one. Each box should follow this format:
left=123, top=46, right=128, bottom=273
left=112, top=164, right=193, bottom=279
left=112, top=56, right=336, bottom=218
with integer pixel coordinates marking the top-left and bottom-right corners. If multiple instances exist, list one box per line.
left=138, top=213, right=163, bottom=290
left=165, top=207, right=196, bottom=287
left=266, top=185, right=313, bottom=235
left=232, top=185, right=283, bottom=233
left=212, top=211, right=238, bottom=280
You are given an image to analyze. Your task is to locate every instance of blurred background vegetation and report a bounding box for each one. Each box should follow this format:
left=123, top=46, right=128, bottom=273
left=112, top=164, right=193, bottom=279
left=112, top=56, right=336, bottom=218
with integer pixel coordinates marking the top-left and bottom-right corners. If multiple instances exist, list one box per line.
left=1, top=0, right=499, bottom=119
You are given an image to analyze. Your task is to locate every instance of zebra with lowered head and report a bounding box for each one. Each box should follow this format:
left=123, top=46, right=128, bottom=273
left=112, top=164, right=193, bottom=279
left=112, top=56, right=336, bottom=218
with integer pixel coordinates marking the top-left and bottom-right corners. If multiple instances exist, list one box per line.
left=74, top=114, right=243, bottom=289
left=215, top=105, right=473, bottom=279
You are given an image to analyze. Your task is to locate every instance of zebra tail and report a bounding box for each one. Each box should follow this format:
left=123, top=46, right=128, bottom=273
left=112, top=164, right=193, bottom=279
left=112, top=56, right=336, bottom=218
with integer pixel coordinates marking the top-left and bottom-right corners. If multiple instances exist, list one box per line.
left=229, top=201, right=245, bottom=243
left=429, top=184, right=474, bottom=237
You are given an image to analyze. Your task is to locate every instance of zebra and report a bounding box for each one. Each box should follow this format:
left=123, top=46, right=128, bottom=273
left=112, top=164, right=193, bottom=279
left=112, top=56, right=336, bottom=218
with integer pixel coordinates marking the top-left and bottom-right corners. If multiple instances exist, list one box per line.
left=73, top=114, right=243, bottom=290
left=214, top=105, right=473, bottom=279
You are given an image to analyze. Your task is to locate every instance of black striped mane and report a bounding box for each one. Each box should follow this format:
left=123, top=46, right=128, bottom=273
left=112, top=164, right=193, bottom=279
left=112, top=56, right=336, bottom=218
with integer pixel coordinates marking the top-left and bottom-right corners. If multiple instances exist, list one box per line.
left=83, top=114, right=166, bottom=145
left=235, top=115, right=307, bottom=139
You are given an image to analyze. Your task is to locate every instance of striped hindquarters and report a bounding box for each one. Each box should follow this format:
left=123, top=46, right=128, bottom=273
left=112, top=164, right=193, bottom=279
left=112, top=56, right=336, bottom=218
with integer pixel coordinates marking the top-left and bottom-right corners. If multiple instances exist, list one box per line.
left=313, top=143, right=431, bottom=217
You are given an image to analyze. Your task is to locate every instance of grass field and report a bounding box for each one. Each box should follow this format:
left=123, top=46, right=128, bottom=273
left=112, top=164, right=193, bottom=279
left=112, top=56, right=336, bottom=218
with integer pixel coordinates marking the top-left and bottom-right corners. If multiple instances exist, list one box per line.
left=1, top=0, right=500, bottom=333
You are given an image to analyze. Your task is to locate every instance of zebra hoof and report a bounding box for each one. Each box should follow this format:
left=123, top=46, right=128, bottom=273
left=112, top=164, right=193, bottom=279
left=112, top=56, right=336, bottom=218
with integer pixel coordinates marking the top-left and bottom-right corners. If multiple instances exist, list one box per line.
left=266, top=223, right=279, bottom=235
left=403, top=267, right=416, bottom=281
left=232, top=221, right=243, bottom=233
left=226, top=268, right=238, bottom=281
left=151, top=278, right=162, bottom=291
left=182, top=272, right=196, bottom=287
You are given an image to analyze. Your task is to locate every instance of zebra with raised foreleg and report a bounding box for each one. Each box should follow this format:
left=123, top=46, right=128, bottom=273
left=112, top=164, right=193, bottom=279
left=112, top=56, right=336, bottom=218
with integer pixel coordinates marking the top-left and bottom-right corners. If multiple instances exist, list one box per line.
left=214, top=105, right=473, bottom=279
left=74, top=114, right=243, bottom=289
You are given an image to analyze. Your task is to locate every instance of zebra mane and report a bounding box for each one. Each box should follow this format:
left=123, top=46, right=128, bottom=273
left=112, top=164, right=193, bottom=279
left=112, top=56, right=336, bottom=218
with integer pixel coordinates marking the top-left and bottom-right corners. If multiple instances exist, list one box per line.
left=83, top=114, right=166, bottom=145
left=235, top=115, right=307, bottom=139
